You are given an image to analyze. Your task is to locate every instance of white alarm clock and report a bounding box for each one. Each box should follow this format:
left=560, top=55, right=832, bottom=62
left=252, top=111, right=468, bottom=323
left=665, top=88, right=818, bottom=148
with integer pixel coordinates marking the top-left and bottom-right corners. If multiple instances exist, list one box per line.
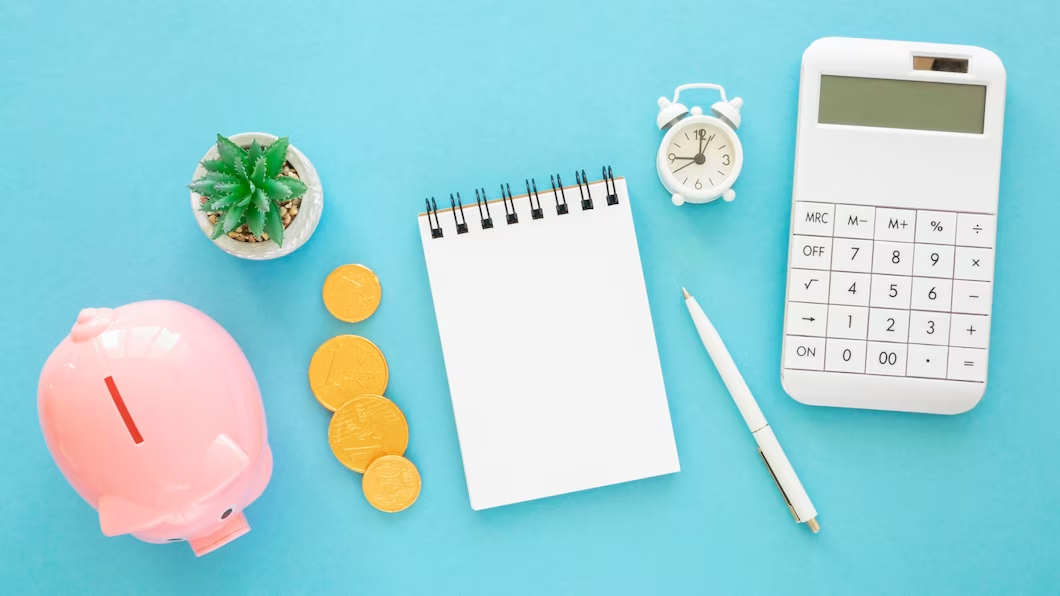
left=655, top=83, right=744, bottom=206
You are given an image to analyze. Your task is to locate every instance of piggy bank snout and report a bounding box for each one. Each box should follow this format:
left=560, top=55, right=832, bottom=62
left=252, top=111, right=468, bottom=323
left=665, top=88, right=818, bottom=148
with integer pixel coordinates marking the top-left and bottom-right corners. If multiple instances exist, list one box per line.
left=71, top=307, right=116, bottom=342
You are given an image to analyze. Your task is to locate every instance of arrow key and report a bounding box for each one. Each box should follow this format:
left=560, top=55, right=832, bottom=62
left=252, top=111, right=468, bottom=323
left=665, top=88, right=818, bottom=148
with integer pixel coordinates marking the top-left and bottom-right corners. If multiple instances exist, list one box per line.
left=786, top=302, right=828, bottom=337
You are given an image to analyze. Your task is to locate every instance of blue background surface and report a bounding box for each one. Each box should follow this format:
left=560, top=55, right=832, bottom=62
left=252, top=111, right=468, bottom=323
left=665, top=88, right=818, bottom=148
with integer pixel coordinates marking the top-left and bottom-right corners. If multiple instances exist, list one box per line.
left=2, top=0, right=1058, bottom=593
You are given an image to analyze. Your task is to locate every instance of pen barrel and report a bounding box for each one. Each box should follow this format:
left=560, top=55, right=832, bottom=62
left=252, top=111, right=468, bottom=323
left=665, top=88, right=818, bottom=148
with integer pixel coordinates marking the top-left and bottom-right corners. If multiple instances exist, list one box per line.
left=686, top=298, right=767, bottom=431
left=753, top=425, right=817, bottom=524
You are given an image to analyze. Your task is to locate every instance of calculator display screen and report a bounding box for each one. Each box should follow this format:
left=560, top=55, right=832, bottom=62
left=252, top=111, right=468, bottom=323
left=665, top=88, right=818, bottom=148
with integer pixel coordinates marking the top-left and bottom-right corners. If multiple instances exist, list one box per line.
left=818, top=75, right=986, bottom=134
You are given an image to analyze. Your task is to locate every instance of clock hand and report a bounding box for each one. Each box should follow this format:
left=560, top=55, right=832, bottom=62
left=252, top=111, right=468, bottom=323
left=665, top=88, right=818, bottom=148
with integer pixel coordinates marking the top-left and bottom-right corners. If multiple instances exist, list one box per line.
left=671, top=156, right=696, bottom=160
left=698, top=136, right=703, bottom=156
left=704, top=134, right=714, bottom=151
left=673, top=160, right=698, bottom=174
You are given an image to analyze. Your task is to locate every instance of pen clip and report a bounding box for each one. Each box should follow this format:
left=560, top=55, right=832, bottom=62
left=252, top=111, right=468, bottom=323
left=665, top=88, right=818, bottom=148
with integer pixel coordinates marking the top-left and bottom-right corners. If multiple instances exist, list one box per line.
left=757, top=447, right=801, bottom=523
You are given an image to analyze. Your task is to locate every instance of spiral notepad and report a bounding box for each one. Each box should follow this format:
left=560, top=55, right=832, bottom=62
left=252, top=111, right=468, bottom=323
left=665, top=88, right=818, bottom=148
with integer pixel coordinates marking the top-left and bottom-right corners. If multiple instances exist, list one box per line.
left=418, top=168, right=680, bottom=510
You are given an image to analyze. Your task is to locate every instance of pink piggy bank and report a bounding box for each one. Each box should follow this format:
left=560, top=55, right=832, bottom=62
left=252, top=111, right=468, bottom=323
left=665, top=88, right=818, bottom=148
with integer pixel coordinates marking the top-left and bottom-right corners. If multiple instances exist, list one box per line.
left=37, top=300, right=273, bottom=556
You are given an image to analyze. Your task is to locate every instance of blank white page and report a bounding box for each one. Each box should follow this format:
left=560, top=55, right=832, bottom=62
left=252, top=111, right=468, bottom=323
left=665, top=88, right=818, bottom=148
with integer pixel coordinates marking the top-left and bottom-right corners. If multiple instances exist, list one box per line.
left=418, top=177, right=679, bottom=510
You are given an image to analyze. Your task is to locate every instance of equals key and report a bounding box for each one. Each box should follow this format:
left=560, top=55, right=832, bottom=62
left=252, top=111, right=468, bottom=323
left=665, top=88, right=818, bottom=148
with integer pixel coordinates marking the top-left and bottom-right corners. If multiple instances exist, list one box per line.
left=948, top=348, right=987, bottom=382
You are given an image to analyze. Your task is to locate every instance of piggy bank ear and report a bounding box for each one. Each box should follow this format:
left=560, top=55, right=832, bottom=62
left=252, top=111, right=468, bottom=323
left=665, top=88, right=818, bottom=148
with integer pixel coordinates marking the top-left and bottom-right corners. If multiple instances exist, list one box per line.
left=98, top=495, right=171, bottom=537
left=194, top=434, right=250, bottom=502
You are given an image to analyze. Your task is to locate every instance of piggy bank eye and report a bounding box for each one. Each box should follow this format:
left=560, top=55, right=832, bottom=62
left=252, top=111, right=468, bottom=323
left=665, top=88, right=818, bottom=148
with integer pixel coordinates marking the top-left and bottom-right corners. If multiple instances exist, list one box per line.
left=221, top=508, right=233, bottom=520
left=167, top=538, right=182, bottom=542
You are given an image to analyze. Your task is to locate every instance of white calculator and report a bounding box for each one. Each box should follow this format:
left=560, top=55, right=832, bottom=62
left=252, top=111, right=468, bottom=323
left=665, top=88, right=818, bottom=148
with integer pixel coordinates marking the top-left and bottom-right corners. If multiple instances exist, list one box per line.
left=781, top=38, right=1006, bottom=414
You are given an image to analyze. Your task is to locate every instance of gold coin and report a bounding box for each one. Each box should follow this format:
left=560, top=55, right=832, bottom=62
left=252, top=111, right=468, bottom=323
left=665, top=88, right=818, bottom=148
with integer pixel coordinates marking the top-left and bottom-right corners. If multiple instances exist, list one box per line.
left=309, top=335, right=389, bottom=411
left=362, top=455, right=421, bottom=513
left=322, top=264, right=382, bottom=323
left=328, top=395, right=409, bottom=473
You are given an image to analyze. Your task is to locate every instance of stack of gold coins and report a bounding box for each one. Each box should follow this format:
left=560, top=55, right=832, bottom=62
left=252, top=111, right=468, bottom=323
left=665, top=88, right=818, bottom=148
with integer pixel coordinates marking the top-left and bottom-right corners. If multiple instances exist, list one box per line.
left=307, top=264, right=422, bottom=513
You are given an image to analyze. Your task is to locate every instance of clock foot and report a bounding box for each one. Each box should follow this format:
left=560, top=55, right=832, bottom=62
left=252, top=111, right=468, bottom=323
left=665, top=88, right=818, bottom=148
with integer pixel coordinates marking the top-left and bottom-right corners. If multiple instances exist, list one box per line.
left=672, top=194, right=685, bottom=206
left=722, top=189, right=736, bottom=202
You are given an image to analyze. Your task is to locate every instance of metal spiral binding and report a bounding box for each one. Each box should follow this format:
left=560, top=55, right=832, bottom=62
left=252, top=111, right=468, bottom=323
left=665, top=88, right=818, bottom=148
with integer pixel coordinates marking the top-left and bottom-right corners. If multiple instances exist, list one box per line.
left=426, top=197, right=443, bottom=238
left=475, top=188, right=493, bottom=229
left=551, top=175, right=569, bottom=215
left=501, top=183, right=518, bottom=225
left=576, top=170, right=593, bottom=210
left=603, top=166, right=619, bottom=205
left=450, top=193, right=468, bottom=234
left=426, top=167, right=618, bottom=239
left=526, top=179, right=544, bottom=220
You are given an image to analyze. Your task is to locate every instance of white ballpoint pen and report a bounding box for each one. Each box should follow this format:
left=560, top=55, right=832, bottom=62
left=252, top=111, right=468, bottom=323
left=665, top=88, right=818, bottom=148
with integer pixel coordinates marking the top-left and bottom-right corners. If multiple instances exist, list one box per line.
left=682, top=287, right=820, bottom=533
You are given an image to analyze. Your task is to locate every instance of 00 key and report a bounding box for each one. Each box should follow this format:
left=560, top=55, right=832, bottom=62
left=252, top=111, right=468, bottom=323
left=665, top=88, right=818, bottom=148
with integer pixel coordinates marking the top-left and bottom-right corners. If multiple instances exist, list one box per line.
left=866, top=342, right=907, bottom=376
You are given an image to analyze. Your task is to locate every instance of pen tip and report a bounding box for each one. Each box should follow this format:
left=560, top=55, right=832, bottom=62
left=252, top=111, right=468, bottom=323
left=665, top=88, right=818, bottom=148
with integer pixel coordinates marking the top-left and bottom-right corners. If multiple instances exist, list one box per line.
left=681, top=287, right=690, bottom=299
left=807, top=518, right=820, bottom=533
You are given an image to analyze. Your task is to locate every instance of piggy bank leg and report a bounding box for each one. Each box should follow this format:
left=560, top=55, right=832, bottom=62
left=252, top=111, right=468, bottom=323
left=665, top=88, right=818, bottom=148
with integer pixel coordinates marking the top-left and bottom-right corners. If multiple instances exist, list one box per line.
left=188, top=512, right=251, bottom=557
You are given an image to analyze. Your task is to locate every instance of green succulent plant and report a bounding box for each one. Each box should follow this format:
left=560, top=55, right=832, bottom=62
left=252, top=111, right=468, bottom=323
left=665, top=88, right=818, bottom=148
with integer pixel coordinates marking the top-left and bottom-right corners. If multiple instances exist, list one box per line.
left=188, top=134, right=307, bottom=247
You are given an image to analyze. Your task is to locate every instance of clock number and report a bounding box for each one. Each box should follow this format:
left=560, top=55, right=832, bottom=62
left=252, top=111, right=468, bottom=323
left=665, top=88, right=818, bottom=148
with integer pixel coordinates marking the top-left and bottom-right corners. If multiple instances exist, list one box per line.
left=721, top=154, right=731, bottom=166
left=694, top=179, right=703, bottom=190
left=931, top=252, right=940, bottom=266
left=694, top=129, right=707, bottom=140
left=668, top=153, right=676, bottom=164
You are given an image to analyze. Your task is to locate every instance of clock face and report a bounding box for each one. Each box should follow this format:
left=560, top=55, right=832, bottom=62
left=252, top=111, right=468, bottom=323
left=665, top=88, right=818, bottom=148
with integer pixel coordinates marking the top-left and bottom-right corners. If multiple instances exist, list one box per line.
left=664, top=120, right=736, bottom=192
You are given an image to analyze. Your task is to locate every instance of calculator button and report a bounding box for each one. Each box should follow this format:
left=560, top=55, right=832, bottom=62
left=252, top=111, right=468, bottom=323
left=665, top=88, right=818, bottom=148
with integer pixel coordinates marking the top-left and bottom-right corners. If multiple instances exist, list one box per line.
left=829, top=272, right=871, bottom=306
left=784, top=336, right=825, bottom=371
left=908, top=311, right=950, bottom=346
left=831, top=238, right=873, bottom=273
left=954, top=247, right=994, bottom=281
left=910, top=277, right=953, bottom=312
left=789, top=269, right=830, bottom=304
left=871, top=241, right=914, bottom=275
left=907, top=344, right=949, bottom=379
left=786, top=302, right=828, bottom=337
left=914, top=211, right=957, bottom=244
left=790, top=236, right=833, bottom=270
left=867, top=308, right=909, bottom=342
left=793, top=202, right=836, bottom=237
left=824, top=339, right=866, bottom=373
left=951, top=280, right=992, bottom=315
left=912, top=244, right=954, bottom=278
left=950, top=314, right=990, bottom=349
left=874, top=208, right=916, bottom=242
left=826, top=305, right=869, bottom=339
left=948, top=347, right=987, bottom=382
left=869, top=274, right=911, bottom=309
left=865, top=342, right=908, bottom=376
left=956, top=213, right=996, bottom=248
left=834, top=204, right=875, bottom=239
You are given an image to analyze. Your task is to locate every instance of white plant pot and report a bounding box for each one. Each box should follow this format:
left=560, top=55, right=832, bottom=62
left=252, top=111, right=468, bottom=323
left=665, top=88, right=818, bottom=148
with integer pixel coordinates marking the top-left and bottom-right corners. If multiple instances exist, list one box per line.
left=190, top=132, right=323, bottom=260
